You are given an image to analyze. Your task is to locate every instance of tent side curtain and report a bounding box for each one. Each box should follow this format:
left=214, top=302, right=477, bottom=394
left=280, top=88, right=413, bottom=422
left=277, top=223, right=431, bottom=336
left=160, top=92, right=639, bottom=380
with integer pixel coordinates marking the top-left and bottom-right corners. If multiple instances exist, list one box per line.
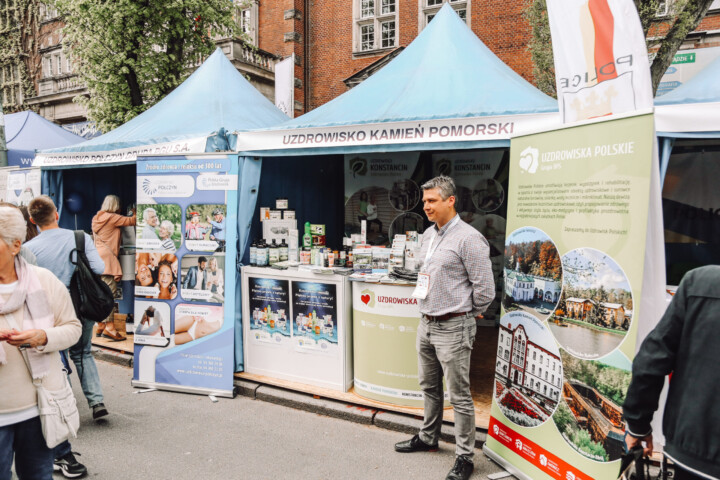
left=234, top=156, right=262, bottom=372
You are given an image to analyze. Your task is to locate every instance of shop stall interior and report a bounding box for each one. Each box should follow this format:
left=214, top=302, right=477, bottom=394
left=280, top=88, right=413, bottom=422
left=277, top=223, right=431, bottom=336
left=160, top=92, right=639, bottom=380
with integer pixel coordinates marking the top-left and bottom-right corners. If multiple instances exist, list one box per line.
left=241, top=148, right=510, bottom=427
left=42, top=163, right=137, bottom=322
left=661, top=139, right=720, bottom=286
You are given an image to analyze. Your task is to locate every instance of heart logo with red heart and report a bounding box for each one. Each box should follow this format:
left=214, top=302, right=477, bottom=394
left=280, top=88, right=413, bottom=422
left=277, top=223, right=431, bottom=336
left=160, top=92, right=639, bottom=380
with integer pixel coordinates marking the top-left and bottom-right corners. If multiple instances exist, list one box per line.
left=361, top=294, right=371, bottom=305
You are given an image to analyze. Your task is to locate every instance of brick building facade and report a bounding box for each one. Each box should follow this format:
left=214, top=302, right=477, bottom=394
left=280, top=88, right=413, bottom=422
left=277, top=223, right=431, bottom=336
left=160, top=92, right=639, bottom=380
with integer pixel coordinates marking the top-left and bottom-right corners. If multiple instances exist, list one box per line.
left=255, top=0, right=536, bottom=116
left=7, top=0, right=720, bottom=124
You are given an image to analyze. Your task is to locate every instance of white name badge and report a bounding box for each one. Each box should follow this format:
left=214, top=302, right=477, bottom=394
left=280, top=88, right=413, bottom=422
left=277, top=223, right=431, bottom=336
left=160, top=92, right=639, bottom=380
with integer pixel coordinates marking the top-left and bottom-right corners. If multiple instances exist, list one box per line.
left=412, top=273, right=430, bottom=299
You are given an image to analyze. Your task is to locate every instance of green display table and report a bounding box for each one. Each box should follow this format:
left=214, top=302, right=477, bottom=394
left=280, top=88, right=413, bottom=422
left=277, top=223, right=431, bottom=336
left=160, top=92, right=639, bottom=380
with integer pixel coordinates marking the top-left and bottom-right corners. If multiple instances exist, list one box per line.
left=352, top=280, right=448, bottom=408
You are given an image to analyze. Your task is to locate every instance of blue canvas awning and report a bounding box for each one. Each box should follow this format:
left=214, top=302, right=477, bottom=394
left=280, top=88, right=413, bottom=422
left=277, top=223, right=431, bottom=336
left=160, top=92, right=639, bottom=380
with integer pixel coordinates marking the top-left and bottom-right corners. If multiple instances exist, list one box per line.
left=4, top=111, right=83, bottom=167
left=236, top=4, right=560, bottom=156
left=36, top=48, right=288, bottom=168
left=655, top=55, right=720, bottom=138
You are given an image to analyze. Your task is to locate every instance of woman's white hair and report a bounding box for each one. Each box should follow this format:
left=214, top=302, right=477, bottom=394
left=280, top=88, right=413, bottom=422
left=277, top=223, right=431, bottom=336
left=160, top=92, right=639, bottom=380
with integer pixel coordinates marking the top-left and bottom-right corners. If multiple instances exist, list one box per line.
left=0, top=206, right=27, bottom=246
left=160, top=220, right=175, bottom=236
left=101, top=195, right=121, bottom=213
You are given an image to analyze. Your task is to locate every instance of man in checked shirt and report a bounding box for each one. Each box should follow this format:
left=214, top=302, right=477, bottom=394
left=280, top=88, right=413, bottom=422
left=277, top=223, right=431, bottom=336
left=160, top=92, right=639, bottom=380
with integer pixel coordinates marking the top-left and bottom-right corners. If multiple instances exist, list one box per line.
left=395, top=175, right=494, bottom=480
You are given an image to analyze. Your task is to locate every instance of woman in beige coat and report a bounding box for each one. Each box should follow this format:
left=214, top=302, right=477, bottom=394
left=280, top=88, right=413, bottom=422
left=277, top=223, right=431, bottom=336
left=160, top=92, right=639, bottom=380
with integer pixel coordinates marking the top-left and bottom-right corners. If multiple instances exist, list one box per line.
left=91, top=195, right=135, bottom=341
left=0, top=206, right=81, bottom=479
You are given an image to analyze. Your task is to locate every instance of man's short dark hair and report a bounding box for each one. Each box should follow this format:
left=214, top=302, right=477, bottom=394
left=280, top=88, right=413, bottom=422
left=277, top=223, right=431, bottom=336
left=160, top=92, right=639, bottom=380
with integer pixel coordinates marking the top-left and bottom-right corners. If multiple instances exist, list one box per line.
left=198, top=256, right=208, bottom=264
left=28, top=195, right=57, bottom=227
left=421, top=176, right=456, bottom=200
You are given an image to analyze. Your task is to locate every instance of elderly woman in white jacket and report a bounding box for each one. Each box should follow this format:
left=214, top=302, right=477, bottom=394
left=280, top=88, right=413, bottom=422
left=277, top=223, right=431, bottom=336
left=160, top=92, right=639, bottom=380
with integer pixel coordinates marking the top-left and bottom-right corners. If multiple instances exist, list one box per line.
left=0, top=206, right=81, bottom=480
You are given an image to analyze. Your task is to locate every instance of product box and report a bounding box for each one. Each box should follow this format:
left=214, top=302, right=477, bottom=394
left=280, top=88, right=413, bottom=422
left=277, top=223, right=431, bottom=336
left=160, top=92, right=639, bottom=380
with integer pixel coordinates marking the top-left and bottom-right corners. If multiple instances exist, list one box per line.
left=371, top=247, right=389, bottom=274
left=310, top=224, right=326, bottom=235
left=263, top=219, right=298, bottom=245
left=352, top=248, right=373, bottom=274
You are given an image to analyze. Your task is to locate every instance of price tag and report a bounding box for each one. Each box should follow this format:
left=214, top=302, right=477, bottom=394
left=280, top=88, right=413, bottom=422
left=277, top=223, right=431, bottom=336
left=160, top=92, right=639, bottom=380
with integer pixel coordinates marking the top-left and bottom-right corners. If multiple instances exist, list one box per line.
left=412, top=273, right=430, bottom=299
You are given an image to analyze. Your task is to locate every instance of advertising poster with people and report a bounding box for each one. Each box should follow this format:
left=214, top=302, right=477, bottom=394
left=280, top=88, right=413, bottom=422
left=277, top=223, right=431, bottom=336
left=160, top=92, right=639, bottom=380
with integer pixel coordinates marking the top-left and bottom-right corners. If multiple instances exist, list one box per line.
left=432, top=150, right=508, bottom=323
left=291, top=281, right=338, bottom=356
left=0, top=168, right=41, bottom=205
left=484, top=114, right=655, bottom=480
left=248, top=277, right=292, bottom=346
left=344, top=152, right=422, bottom=244
left=133, top=155, right=238, bottom=396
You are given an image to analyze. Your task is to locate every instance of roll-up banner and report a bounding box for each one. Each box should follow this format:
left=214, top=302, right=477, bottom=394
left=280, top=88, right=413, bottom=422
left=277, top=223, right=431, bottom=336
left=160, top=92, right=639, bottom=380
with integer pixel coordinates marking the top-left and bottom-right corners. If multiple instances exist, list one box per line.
left=483, top=113, right=656, bottom=479
left=132, top=154, right=238, bottom=397
left=0, top=167, right=41, bottom=205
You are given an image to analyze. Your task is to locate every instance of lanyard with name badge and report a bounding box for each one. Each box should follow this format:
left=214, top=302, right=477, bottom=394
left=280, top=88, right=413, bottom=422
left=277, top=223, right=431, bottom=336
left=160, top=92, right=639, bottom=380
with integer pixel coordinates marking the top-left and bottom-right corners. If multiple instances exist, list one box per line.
left=412, top=216, right=460, bottom=299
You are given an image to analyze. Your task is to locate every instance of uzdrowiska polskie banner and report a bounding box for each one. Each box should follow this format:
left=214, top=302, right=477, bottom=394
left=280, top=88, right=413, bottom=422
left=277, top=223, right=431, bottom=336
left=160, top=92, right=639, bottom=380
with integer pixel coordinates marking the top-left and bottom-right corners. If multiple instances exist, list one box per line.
left=483, top=113, right=655, bottom=479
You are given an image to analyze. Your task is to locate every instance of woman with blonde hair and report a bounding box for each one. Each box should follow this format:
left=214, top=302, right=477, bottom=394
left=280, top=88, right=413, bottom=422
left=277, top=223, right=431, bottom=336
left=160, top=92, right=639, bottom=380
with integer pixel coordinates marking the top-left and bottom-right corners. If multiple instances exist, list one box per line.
left=0, top=206, right=81, bottom=479
left=91, top=195, right=136, bottom=340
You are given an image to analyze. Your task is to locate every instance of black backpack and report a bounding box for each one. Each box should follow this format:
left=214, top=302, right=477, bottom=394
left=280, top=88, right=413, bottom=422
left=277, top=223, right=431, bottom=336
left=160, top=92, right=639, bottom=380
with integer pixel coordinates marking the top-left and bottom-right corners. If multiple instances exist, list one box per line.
left=69, top=231, right=115, bottom=323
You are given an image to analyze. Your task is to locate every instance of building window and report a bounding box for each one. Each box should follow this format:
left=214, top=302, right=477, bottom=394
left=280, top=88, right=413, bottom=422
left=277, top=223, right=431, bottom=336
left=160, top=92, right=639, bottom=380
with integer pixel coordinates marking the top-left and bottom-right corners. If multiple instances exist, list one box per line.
left=361, top=0, right=375, bottom=18
left=39, top=2, right=58, bottom=21
left=381, top=20, right=395, bottom=48
left=354, top=0, right=398, bottom=53
left=235, top=0, right=258, bottom=45
left=45, top=57, right=52, bottom=78
left=361, top=24, right=375, bottom=51
left=56, top=55, right=62, bottom=75
left=420, top=0, right=469, bottom=30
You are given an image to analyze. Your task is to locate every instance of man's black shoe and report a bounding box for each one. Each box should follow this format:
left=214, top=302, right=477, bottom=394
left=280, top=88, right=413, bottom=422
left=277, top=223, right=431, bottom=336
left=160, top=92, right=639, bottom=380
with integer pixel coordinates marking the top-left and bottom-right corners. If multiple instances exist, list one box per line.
left=92, top=403, right=108, bottom=420
left=446, top=456, right=474, bottom=480
left=394, top=434, right=439, bottom=453
left=53, top=451, right=87, bottom=478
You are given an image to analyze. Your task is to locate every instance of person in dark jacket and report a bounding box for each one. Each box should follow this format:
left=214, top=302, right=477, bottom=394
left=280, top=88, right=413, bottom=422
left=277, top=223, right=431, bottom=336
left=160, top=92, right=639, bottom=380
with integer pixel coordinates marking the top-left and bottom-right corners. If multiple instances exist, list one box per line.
left=623, top=266, right=720, bottom=480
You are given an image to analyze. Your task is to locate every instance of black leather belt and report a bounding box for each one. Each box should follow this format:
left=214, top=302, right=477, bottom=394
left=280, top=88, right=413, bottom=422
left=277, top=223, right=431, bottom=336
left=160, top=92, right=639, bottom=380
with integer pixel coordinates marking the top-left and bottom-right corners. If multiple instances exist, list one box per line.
left=423, top=312, right=469, bottom=322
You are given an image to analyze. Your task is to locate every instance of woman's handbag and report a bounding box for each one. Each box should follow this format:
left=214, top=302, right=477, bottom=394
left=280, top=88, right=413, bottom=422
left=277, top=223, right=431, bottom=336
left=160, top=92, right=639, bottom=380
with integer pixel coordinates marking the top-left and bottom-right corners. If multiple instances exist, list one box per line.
left=18, top=348, right=80, bottom=448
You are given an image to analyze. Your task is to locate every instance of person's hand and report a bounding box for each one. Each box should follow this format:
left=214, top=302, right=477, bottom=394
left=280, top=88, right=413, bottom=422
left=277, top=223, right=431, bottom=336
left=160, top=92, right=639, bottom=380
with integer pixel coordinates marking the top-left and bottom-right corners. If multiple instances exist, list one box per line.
left=170, top=285, right=177, bottom=298
left=0, top=329, right=14, bottom=341
left=625, top=433, right=653, bottom=457
left=476, top=314, right=484, bottom=320
left=7, top=329, right=48, bottom=348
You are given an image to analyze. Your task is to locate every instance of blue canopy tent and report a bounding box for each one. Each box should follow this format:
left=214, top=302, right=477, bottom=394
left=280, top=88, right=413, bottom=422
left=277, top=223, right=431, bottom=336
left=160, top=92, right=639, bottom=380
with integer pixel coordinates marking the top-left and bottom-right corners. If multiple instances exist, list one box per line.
left=35, top=48, right=287, bottom=372
left=228, top=4, right=560, bottom=410
left=4, top=111, right=83, bottom=168
left=236, top=4, right=559, bottom=157
left=234, top=3, right=560, bottom=256
left=35, top=48, right=288, bottom=228
left=653, top=56, right=720, bottom=284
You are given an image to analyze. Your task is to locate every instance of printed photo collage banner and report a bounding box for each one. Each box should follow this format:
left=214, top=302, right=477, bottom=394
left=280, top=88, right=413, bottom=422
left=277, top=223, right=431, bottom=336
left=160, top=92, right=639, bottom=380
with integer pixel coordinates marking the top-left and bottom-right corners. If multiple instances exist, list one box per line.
left=485, top=114, right=655, bottom=480
left=248, top=276, right=340, bottom=357
left=132, top=155, right=239, bottom=396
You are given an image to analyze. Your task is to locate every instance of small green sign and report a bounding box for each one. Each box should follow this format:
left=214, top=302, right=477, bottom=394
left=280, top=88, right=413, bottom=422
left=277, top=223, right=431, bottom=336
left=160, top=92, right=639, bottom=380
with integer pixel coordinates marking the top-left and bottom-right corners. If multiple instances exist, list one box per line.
left=673, top=52, right=696, bottom=64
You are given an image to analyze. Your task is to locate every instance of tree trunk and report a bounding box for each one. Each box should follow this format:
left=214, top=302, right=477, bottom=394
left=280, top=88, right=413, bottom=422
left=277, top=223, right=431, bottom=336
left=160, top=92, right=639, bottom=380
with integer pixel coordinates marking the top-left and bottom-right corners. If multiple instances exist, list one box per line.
left=649, top=0, right=716, bottom=95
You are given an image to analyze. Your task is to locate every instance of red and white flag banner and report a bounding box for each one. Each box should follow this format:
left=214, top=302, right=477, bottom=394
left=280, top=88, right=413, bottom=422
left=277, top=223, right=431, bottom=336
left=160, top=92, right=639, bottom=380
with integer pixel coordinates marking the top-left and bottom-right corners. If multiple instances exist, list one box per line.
left=546, top=0, right=653, bottom=123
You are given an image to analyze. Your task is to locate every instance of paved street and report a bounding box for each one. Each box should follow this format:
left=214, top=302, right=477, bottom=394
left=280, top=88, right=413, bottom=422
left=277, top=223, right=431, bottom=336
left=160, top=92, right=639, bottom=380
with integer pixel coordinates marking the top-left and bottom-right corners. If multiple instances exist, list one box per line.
left=50, top=360, right=508, bottom=480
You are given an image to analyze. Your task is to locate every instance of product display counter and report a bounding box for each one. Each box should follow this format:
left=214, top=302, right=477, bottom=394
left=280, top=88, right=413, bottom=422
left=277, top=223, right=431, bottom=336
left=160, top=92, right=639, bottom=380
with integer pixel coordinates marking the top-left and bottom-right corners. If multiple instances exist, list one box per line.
left=241, top=266, right=353, bottom=391
left=351, top=279, right=450, bottom=408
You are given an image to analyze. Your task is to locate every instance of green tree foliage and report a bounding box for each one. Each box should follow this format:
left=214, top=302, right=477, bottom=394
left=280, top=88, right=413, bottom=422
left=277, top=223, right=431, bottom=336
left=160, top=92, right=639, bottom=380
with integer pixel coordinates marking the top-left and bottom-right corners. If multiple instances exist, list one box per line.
left=525, top=0, right=716, bottom=96
left=53, top=0, right=246, bottom=132
left=571, top=429, right=609, bottom=461
left=553, top=402, right=610, bottom=461
left=561, top=351, right=632, bottom=405
left=0, top=0, right=40, bottom=113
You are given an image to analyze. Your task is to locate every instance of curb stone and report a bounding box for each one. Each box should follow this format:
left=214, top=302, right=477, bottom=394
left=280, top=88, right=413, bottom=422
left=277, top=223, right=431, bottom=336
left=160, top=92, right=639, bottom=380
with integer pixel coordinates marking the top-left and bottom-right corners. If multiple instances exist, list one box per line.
left=234, top=379, right=487, bottom=447
left=92, top=346, right=133, bottom=368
